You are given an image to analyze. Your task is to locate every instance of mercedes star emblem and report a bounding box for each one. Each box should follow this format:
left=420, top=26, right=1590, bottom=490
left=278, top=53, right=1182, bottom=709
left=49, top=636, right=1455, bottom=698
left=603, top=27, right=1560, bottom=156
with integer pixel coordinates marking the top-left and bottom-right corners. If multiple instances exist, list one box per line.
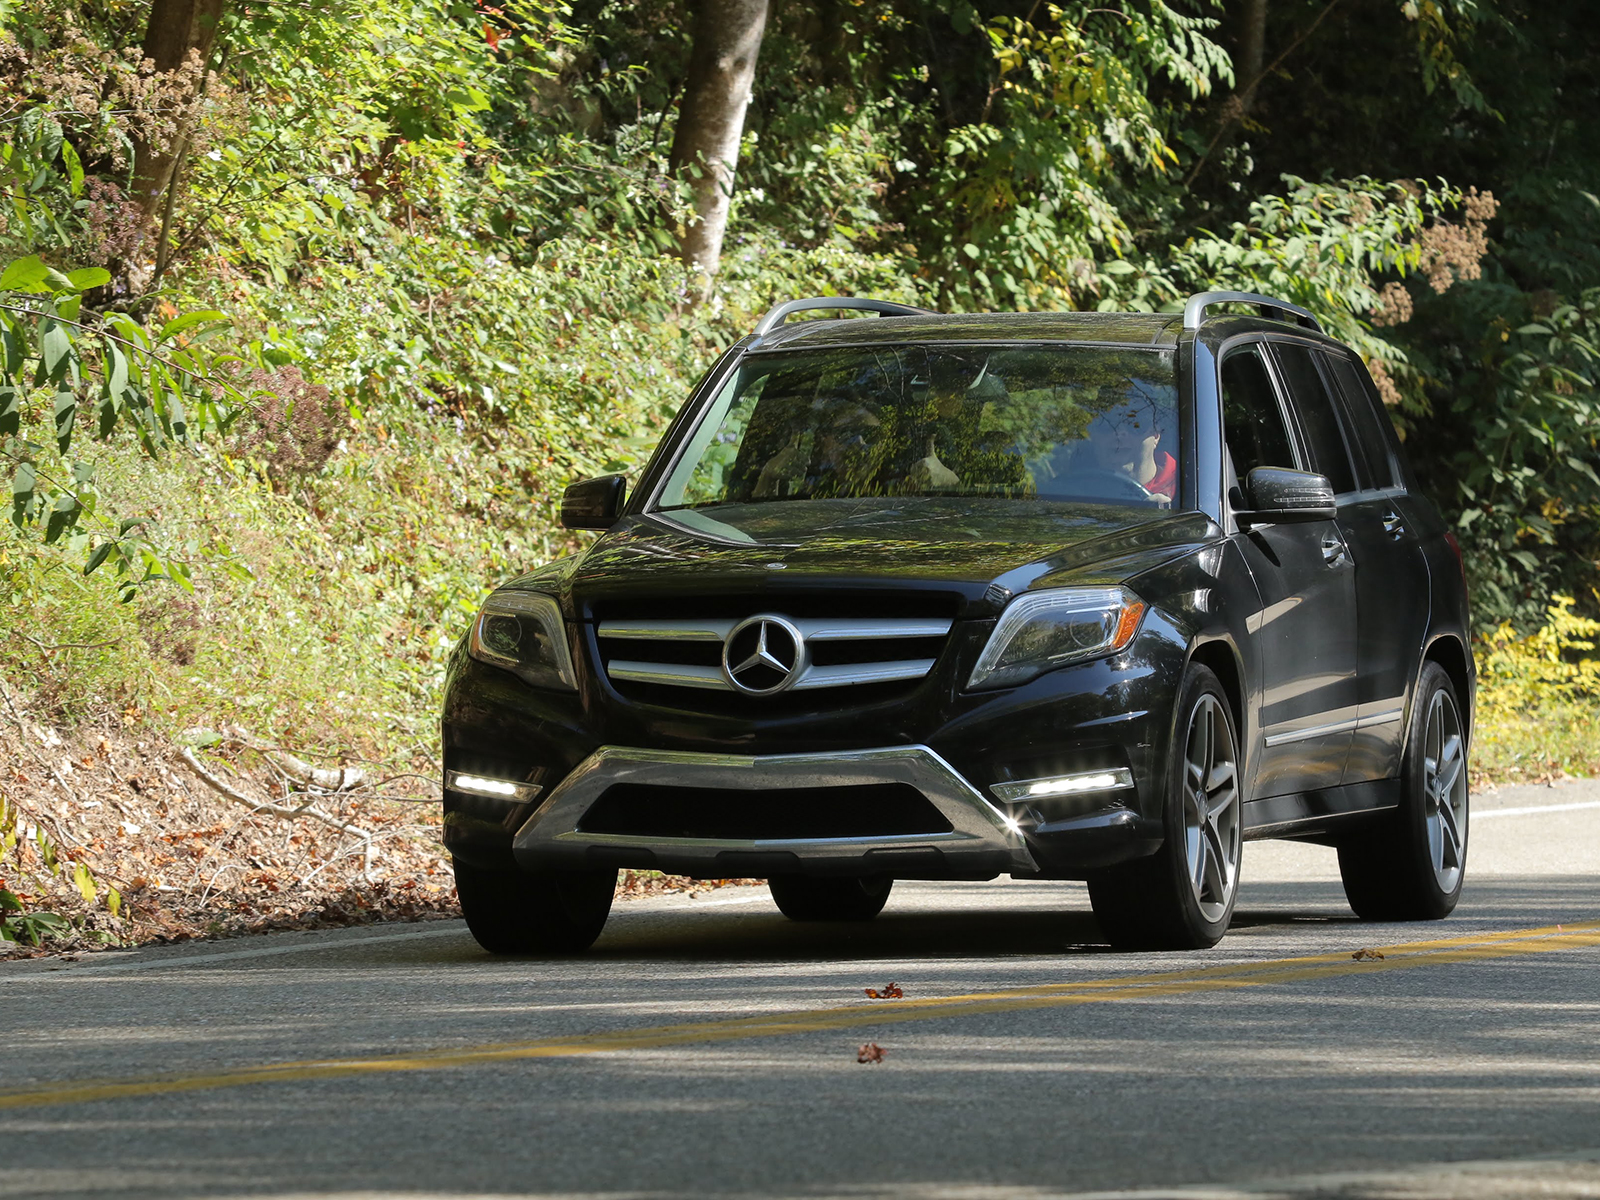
left=722, top=614, right=807, bottom=695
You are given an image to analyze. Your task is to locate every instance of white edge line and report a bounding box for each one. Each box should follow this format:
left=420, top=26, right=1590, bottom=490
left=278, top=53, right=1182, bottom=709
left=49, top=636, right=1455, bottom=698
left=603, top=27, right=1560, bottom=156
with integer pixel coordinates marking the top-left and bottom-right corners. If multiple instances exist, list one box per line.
left=2, top=891, right=774, bottom=980
left=1, top=923, right=467, bottom=978
left=1474, top=799, right=1600, bottom=819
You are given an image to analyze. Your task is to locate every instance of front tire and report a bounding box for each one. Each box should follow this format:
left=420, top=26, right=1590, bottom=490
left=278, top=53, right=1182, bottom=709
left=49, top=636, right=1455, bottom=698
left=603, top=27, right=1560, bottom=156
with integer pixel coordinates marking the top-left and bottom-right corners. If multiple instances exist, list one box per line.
left=769, top=875, right=892, bottom=922
left=453, top=859, right=617, bottom=953
left=1088, top=664, right=1243, bottom=950
left=1337, top=662, right=1468, bottom=921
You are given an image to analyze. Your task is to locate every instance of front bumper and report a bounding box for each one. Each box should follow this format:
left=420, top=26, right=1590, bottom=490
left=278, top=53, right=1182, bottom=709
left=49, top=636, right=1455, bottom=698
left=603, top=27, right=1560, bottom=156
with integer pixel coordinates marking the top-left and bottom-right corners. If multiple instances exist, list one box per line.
left=441, top=610, right=1186, bottom=879
left=513, top=744, right=1032, bottom=880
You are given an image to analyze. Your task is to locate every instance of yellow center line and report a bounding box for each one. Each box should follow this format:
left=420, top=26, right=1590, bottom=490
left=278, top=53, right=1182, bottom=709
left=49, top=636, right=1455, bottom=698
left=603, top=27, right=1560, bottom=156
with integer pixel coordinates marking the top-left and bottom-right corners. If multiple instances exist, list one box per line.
left=3, top=919, right=1596, bottom=1111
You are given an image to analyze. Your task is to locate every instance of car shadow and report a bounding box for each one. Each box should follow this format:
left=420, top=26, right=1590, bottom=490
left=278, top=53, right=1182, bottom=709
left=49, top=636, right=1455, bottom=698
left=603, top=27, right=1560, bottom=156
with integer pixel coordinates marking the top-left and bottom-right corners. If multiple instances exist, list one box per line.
left=587, top=903, right=1121, bottom=961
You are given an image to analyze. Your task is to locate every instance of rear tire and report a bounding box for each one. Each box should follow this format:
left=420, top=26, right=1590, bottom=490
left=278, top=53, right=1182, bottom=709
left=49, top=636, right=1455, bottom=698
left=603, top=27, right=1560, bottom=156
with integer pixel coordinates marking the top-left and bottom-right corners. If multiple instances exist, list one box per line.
left=453, top=859, right=616, bottom=953
left=769, top=875, right=892, bottom=922
left=1088, top=664, right=1242, bottom=950
left=1337, top=663, right=1468, bottom=921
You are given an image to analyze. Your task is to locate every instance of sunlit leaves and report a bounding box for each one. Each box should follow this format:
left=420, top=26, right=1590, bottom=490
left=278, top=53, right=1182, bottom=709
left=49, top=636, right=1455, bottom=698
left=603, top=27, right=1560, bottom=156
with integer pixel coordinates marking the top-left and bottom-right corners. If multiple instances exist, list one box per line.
left=2, top=257, right=249, bottom=596
left=0, top=257, right=50, bottom=293
left=908, top=2, right=1231, bottom=312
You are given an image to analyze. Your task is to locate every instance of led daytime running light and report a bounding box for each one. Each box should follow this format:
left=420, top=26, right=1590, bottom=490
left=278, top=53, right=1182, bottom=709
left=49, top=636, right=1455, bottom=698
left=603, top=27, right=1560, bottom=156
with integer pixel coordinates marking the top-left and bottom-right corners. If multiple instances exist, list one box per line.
left=990, top=767, right=1135, bottom=804
left=446, top=771, right=542, bottom=803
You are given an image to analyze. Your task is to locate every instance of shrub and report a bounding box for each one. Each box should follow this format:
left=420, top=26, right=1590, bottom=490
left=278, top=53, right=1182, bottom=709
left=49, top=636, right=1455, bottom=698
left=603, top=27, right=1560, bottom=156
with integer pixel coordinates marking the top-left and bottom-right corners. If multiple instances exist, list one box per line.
left=1473, top=594, right=1600, bottom=783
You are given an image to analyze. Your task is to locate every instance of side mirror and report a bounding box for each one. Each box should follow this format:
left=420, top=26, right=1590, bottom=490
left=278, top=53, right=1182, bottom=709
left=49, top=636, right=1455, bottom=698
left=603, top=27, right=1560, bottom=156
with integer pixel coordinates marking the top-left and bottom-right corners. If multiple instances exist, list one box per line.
left=561, top=474, right=627, bottom=530
left=1234, top=467, right=1336, bottom=527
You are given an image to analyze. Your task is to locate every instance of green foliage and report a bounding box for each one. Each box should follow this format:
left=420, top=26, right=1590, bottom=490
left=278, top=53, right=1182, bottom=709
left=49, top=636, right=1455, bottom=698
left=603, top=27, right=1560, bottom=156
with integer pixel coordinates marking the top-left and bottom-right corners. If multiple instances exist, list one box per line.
left=0, top=893, right=71, bottom=947
left=0, top=102, right=86, bottom=259
left=1473, top=594, right=1600, bottom=783
left=1183, top=0, right=1600, bottom=626
left=1442, top=294, right=1600, bottom=621
left=1, top=256, right=251, bottom=598
left=1096, top=174, right=1465, bottom=340
left=1, top=0, right=1596, bottom=775
left=872, top=2, right=1233, bottom=311
left=0, top=790, right=103, bottom=947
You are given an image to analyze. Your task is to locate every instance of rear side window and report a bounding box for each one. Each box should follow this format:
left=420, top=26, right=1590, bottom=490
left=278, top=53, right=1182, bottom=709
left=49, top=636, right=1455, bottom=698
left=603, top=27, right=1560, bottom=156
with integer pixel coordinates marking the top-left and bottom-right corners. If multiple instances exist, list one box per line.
left=1271, top=343, right=1357, bottom=495
left=1321, top=352, right=1401, bottom=490
left=1220, top=346, right=1295, bottom=478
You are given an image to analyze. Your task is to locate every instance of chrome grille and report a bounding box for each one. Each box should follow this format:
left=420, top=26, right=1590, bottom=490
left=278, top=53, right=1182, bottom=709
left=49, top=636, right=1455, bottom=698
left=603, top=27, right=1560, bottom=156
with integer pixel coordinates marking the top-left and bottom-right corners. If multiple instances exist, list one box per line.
left=597, top=615, right=952, bottom=694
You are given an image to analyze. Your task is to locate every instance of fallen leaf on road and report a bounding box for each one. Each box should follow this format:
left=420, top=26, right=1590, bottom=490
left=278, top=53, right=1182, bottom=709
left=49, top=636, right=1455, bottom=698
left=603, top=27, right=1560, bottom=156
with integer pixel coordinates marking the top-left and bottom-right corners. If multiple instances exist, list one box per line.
left=857, top=1042, right=887, bottom=1064
left=1352, top=948, right=1385, bottom=961
left=864, top=982, right=903, bottom=999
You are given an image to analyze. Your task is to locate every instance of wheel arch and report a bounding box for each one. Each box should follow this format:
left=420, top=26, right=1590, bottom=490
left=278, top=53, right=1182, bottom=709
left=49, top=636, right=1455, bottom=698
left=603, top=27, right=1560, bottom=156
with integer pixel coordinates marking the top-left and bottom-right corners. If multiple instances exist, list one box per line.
left=1422, top=634, right=1473, bottom=744
left=1187, top=637, right=1246, bottom=747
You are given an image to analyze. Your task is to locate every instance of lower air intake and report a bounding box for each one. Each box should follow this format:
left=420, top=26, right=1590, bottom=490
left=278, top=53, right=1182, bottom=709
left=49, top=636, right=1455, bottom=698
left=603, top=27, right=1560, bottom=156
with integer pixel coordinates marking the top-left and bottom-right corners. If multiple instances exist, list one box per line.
left=576, top=783, right=954, bottom=841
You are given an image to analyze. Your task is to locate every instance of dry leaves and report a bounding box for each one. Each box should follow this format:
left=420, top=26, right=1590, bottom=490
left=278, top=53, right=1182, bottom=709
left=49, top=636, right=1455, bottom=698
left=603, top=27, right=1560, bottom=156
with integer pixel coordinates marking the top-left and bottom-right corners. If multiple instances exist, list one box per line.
left=1352, top=948, right=1386, bottom=961
left=0, top=718, right=455, bottom=955
left=857, top=1042, right=887, bottom=1064
left=1, top=714, right=765, bottom=956
left=864, top=982, right=903, bottom=1000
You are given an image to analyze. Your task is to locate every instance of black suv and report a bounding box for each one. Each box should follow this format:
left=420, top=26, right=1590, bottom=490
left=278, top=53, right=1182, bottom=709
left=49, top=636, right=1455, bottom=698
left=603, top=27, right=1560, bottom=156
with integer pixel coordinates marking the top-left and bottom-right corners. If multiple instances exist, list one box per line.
left=441, top=291, right=1473, bottom=952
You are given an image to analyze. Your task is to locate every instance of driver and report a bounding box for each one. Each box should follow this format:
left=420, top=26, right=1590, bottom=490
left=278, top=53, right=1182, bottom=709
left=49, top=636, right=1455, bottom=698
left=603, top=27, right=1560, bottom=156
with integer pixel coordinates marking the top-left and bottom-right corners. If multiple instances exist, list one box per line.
left=1083, top=387, right=1176, bottom=501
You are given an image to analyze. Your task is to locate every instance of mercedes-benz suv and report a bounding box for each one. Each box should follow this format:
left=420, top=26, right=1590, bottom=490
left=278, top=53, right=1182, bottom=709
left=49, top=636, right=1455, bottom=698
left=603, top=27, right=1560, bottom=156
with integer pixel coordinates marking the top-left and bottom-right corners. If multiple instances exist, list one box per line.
left=440, top=291, right=1474, bottom=953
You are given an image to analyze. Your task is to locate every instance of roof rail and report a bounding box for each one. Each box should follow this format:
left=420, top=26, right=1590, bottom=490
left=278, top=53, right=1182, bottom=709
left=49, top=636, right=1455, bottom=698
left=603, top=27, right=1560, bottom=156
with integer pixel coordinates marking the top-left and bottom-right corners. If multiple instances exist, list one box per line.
left=752, top=296, right=934, bottom=337
left=1183, top=290, right=1322, bottom=334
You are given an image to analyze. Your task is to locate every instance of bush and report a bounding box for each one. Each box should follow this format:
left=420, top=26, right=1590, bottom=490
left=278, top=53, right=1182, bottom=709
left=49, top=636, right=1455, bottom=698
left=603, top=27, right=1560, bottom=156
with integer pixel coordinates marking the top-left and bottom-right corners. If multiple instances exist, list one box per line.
left=1473, top=594, right=1600, bottom=784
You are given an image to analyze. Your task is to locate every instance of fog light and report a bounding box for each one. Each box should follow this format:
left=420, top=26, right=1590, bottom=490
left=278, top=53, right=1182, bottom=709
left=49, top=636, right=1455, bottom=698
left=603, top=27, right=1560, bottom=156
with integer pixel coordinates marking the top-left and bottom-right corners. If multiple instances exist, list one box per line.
left=990, top=767, right=1134, bottom=805
left=445, top=771, right=542, bottom=803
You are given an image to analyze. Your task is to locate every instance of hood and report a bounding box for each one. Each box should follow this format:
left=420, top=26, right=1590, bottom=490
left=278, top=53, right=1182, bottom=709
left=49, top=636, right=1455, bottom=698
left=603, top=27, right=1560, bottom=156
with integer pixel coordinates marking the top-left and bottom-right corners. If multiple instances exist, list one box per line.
left=556, top=497, right=1218, bottom=618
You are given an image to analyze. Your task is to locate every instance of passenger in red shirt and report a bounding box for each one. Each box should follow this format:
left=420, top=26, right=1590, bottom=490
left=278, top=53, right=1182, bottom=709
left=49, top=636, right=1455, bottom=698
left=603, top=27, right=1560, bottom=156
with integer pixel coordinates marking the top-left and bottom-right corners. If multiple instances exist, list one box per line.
left=1085, top=393, right=1176, bottom=501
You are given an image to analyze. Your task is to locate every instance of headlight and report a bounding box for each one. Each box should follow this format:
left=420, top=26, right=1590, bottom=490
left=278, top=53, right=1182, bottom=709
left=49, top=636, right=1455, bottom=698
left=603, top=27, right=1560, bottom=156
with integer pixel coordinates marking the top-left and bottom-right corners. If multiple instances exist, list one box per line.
left=967, top=587, right=1146, bottom=690
left=468, top=590, right=576, bottom=691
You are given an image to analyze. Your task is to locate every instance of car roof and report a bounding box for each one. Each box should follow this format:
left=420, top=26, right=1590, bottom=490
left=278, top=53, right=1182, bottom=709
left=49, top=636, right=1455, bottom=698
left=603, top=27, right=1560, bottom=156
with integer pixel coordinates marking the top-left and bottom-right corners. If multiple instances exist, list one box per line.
left=749, top=311, right=1184, bottom=351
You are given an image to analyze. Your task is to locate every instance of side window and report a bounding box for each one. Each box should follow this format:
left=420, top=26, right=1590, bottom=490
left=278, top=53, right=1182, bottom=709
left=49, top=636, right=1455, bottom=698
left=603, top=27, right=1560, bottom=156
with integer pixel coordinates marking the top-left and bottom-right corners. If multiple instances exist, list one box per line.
left=1321, top=352, right=1401, bottom=490
left=1220, top=346, right=1296, bottom=479
left=1271, top=343, right=1357, bottom=495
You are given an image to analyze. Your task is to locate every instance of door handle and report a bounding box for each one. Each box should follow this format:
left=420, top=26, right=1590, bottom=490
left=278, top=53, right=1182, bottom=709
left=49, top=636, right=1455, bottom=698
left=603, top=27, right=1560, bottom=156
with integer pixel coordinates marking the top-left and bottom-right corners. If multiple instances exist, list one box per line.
left=1382, top=511, right=1406, bottom=539
left=1321, top=535, right=1347, bottom=566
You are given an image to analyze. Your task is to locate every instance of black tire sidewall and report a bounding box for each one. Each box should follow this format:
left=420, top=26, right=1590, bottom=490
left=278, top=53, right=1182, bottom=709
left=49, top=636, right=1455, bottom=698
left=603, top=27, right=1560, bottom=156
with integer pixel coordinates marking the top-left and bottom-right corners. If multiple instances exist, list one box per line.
left=768, top=874, right=891, bottom=921
left=454, top=860, right=616, bottom=954
left=1396, top=663, right=1467, bottom=917
left=1156, top=664, right=1241, bottom=946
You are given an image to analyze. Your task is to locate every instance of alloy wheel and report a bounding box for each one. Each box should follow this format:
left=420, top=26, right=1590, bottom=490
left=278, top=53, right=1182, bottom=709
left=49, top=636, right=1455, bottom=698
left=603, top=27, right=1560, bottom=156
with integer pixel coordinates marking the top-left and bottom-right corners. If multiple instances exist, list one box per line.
left=1422, top=688, right=1468, bottom=893
left=1182, top=694, right=1241, bottom=924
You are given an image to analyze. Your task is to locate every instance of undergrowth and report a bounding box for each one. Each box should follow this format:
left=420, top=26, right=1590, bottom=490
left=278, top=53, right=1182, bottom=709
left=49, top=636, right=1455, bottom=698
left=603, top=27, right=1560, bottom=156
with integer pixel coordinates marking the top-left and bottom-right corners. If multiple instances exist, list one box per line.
left=1471, top=594, right=1600, bottom=786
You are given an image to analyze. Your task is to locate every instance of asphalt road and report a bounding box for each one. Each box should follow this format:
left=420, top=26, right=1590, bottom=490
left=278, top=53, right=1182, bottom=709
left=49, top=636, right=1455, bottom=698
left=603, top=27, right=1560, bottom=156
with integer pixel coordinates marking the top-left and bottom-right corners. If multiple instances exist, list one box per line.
left=3, top=779, right=1598, bottom=1200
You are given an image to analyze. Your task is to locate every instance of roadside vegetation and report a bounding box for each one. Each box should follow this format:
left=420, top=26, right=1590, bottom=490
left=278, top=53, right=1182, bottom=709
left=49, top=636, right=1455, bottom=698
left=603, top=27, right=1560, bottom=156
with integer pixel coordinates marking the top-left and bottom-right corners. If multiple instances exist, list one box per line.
left=2, top=0, right=1596, bottom=950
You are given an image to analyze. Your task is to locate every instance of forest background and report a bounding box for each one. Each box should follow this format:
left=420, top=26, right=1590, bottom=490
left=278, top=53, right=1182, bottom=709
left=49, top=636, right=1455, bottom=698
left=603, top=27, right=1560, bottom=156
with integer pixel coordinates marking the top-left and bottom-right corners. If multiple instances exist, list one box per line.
left=1, top=0, right=1597, bottom=948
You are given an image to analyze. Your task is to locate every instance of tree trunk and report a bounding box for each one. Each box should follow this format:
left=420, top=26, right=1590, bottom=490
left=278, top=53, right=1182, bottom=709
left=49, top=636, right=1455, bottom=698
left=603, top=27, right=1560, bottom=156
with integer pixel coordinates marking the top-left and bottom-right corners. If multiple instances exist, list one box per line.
left=1238, top=0, right=1269, bottom=115
left=668, top=0, right=771, bottom=290
left=1182, top=0, right=1269, bottom=186
left=130, top=0, right=226, bottom=224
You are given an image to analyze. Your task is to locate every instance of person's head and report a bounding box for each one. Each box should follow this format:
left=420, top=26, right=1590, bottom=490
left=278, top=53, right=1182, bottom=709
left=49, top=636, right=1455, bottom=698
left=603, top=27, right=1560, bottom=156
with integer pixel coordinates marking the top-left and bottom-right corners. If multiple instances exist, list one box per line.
left=812, top=397, right=884, bottom=489
left=1086, top=387, right=1163, bottom=473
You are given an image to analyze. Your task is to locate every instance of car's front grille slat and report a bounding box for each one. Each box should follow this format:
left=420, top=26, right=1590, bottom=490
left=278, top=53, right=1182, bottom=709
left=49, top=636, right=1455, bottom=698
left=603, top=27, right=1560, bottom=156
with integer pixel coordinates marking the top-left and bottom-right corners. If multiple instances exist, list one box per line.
left=597, top=619, right=735, bottom=643
left=595, top=614, right=952, bottom=697
left=607, top=661, right=733, bottom=690
left=794, top=617, right=952, bottom=641
left=792, top=660, right=938, bottom=689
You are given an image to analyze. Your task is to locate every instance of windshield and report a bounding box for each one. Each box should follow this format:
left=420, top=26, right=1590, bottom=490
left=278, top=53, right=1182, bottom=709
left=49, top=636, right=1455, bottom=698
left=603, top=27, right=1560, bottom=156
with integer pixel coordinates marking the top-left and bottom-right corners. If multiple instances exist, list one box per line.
left=656, top=344, right=1180, bottom=511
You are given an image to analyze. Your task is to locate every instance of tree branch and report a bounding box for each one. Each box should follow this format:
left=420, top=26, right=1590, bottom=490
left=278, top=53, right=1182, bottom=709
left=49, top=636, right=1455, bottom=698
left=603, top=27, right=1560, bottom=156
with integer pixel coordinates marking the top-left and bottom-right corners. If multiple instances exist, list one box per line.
left=176, top=745, right=373, bottom=875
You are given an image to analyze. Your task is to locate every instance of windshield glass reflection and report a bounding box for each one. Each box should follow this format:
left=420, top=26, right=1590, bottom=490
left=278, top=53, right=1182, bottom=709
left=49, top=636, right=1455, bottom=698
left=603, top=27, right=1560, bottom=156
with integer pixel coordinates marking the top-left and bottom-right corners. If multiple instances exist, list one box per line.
left=657, top=344, right=1180, bottom=511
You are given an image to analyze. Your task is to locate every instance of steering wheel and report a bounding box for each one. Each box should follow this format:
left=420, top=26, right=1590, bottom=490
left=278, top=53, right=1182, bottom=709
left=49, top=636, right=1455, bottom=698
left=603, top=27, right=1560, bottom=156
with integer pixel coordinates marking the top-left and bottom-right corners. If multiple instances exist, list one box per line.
left=1065, top=468, right=1158, bottom=503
